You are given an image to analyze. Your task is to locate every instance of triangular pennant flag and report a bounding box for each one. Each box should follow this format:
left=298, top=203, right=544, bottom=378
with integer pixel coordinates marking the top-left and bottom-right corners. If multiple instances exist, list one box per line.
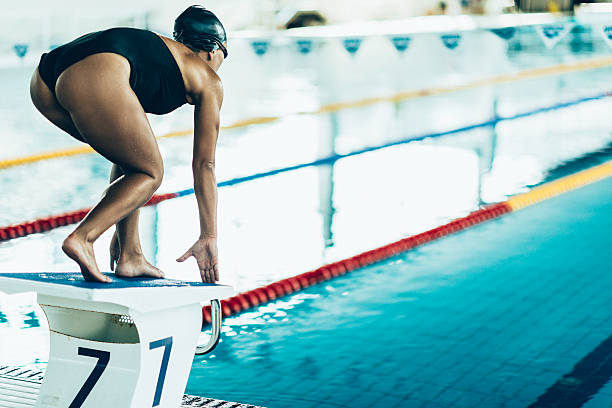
left=343, top=38, right=362, bottom=55
left=390, top=36, right=411, bottom=52
left=251, top=40, right=269, bottom=56
left=535, top=23, right=575, bottom=49
left=600, top=25, right=612, bottom=49
left=490, top=27, right=516, bottom=40
left=441, top=34, right=461, bottom=50
left=13, top=44, right=29, bottom=59
left=296, top=39, right=313, bottom=54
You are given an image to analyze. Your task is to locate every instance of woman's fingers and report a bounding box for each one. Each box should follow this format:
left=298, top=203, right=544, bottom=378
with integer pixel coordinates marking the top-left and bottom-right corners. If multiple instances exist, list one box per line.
left=202, top=265, right=219, bottom=283
left=200, top=265, right=218, bottom=283
left=200, top=268, right=210, bottom=283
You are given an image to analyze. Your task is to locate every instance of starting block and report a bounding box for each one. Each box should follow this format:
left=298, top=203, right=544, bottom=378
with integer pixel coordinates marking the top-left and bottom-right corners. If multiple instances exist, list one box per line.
left=0, top=272, right=233, bottom=408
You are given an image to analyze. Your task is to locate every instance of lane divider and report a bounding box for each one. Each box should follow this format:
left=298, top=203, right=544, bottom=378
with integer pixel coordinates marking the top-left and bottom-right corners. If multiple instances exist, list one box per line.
left=204, top=202, right=510, bottom=324
left=1, top=91, right=611, bottom=243
left=312, top=55, right=612, bottom=115
left=0, top=193, right=178, bottom=242
left=202, top=158, right=612, bottom=325
left=507, top=160, right=612, bottom=211
left=2, top=55, right=612, bottom=170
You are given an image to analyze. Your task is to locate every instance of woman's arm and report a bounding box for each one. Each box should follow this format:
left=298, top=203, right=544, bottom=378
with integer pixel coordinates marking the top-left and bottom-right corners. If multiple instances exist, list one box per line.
left=192, top=78, right=222, bottom=239
left=177, top=76, right=223, bottom=283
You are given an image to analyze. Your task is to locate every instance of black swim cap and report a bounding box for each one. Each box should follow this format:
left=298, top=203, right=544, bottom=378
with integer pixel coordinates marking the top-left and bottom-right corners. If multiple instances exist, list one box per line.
left=173, top=5, right=227, bottom=54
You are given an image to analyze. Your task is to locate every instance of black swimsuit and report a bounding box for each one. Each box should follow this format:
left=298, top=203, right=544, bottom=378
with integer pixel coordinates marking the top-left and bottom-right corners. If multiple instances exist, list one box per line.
left=38, top=27, right=187, bottom=115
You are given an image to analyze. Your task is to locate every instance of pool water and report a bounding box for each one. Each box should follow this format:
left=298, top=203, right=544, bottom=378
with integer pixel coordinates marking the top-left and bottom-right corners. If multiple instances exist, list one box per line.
left=188, top=175, right=612, bottom=407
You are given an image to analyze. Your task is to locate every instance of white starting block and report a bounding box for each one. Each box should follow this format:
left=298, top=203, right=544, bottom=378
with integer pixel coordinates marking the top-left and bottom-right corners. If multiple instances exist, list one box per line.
left=0, top=273, right=233, bottom=408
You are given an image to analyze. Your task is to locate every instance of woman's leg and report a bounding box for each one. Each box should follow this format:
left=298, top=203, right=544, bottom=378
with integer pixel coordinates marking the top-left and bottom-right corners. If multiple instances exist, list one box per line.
left=31, top=66, right=162, bottom=280
left=52, top=53, right=164, bottom=282
left=109, top=164, right=163, bottom=277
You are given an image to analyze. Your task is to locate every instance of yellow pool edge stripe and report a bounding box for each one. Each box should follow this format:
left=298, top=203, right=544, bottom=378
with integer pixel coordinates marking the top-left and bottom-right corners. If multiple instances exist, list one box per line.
left=507, top=160, right=612, bottom=211
left=3, top=55, right=612, bottom=170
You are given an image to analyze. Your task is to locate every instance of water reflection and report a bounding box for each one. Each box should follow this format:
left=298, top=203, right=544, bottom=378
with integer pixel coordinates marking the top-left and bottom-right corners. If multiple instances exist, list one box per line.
left=319, top=112, right=339, bottom=248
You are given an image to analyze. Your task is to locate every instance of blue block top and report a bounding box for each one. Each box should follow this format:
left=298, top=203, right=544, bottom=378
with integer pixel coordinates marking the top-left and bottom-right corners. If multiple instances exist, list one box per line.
left=0, top=272, right=216, bottom=289
left=0, top=272, right=233, bottom=312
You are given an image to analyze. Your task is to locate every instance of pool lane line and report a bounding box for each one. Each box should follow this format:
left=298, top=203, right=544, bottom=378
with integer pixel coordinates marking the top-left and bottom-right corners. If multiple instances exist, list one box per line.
left=202, top=157, right=612, bottom=324
left=0, top=192, right=180, bottom=242
left=0, top=129, right=192, bottom=171
left=507, top=160, right=612, bottom=211
left=3, top=56, right=612, bottom=171
left=1, top=89, right=610, bottom=243
left=528, top=333, right=612, bottom=408
left=312, top=55, right=612, bottom=115
left=0, top=89, right=610, bottom=243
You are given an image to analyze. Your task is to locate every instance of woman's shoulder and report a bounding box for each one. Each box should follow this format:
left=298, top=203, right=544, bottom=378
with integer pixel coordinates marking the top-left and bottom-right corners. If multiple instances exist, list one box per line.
left=175, top=52, right=221, bottom=95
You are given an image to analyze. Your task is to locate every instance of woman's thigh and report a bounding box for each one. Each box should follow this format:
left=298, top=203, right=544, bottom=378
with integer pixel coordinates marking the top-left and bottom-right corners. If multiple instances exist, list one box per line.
left=29, top=68, right=84, bottom=142
left=54, top=53, right=162, bottom=178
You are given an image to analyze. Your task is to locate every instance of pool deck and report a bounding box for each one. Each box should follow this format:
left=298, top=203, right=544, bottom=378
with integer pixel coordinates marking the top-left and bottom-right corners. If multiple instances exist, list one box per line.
left=0, top=365, right=265, bottom=408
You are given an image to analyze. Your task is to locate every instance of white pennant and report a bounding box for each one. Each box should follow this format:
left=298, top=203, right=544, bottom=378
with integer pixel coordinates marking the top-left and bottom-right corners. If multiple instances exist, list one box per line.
left=535, top=23, right=575, bottom=49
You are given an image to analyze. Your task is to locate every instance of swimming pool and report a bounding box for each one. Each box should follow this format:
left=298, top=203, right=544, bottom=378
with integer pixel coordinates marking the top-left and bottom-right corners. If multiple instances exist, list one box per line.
left=185, top=173, right=612, bottom=407
left=2, top=14, right=612, bottom=407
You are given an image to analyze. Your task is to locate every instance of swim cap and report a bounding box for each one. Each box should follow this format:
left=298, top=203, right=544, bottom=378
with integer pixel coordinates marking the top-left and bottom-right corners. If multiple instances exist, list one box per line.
left=173, top=5, right=227, bottom=55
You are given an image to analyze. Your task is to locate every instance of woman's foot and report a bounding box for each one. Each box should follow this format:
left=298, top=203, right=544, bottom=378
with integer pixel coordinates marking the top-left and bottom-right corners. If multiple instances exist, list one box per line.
left=62, top=233, right=110, bottom=283
left=115, top=253, right=164, bottom=279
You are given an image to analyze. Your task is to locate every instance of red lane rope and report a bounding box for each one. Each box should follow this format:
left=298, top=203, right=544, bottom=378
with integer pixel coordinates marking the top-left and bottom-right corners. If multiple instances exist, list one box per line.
left=201, top=202, right=512, bottom=325
left=0, top=194, right=510, bottom=326
left=0, top=193, right=178, bottom=242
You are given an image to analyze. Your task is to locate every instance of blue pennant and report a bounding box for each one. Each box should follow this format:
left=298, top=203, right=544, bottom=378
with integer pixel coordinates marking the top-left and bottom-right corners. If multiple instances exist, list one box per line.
left=604, top=25, right=612, bottom=41
left=490, top=27, right=516, bottom=40
left=251, top=41, right=269, bottom=56
left=296, top=40, right=313, bottom=54
left=343, top=38, right=362, bottom=55
left=441, top=34, right=461, bottom=50
left=391, top=36, right=411, bottom=52
left=542, top=25, right=564, bottom=39
left=13, top=44, right=29, bottom=59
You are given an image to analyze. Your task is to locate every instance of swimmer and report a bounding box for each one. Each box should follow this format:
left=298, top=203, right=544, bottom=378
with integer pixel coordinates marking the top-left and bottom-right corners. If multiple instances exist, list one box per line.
left=29, top=5, right=226, bottom=284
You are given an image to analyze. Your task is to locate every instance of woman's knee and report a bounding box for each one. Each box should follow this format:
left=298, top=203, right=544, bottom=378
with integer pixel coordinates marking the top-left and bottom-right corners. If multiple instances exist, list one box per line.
left=137, top=162, right=164, bottom=192
left=150, top=164, right=164, bottom=190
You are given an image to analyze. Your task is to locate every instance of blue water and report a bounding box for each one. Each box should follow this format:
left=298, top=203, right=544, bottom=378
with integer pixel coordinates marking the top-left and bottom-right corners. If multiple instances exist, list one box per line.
left=187, top=175, right=612, bottom=408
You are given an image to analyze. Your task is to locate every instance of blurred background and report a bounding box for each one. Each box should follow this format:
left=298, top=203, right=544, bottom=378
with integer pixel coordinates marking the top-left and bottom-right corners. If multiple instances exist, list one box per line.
left=3, top=1, right=612, bottom=407
left=1, top=0, right=610, bottom=54
left=2, top=0, right=612, bottom=281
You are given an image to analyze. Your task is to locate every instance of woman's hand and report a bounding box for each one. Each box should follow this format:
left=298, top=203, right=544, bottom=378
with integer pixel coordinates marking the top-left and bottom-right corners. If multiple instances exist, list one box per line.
left=177, top=237, right=219, bottom=283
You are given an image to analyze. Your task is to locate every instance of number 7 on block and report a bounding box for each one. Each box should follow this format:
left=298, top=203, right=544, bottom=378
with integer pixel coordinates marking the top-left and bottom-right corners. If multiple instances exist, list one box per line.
left=69, top=337, right=173, bottom=408
left=149, top=337, right=173, bottom=407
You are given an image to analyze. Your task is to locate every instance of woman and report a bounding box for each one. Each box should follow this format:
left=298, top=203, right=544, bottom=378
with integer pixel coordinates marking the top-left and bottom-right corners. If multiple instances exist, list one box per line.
left=29, top=5, right=226, bottom=284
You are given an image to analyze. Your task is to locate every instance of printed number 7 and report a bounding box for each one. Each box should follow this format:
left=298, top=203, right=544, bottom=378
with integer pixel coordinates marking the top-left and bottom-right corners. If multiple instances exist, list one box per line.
left=149, top=336, right=173, bottom=407
left=69, top=337, right=173, bottom=408
left=69, top=348, right=110, bottom=408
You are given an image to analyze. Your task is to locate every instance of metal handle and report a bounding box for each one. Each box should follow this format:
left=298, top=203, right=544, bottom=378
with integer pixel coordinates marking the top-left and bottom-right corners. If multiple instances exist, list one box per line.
left=195, top=299, right=222, bottom=355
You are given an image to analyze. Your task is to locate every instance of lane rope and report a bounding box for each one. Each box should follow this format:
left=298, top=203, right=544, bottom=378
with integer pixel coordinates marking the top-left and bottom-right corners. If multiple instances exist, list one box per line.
left=2, top=55, right=612, bottom=170
left=1, top=90, right=611, bottom=243
left=204, top=157, right=612, bottom=325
